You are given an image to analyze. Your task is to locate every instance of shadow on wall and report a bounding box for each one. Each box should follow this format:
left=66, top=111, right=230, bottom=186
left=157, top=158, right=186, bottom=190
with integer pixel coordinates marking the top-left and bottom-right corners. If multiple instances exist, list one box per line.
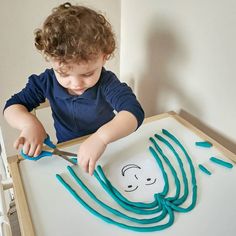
left=179, top=109, right=236, bottom=155
left=137, top=20, right=200, bottom=117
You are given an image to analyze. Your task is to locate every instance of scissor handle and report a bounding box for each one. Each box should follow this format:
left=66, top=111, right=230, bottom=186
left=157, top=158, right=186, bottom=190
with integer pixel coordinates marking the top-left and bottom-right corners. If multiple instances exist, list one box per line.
left=44, top=135, right=56, bottom=149
left=20, top=150, right=52, bottom=161
left=20, top=134, right=55, bottom=161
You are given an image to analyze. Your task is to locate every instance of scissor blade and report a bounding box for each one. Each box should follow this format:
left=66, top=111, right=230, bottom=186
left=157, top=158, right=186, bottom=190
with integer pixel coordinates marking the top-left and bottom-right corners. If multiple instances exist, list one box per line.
left=57, top=150, right=77, bottom=157
left=58, top=154, right=77, bottom=165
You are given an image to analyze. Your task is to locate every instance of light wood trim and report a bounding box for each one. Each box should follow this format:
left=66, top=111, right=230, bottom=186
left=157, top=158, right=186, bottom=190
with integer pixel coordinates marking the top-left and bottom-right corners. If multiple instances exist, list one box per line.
left=143, top=111, right=175, bottom=124
left=8, top=155, right=35, bottom=236
left=9, top=111, right=235, bottom=235
left=58, top=111, right=236, bottom=162
left=143, top=111, right=236, bottom=163
left=171, top=113, right=236, bottom=163
left=57, top=134, right=89, bottom=149
left=58, top=112, right=175, bottom=149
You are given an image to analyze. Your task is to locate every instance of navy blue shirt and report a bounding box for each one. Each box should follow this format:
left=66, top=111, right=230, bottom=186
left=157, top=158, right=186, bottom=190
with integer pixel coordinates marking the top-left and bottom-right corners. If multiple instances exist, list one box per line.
left=4, top=68, right=144, bottom=143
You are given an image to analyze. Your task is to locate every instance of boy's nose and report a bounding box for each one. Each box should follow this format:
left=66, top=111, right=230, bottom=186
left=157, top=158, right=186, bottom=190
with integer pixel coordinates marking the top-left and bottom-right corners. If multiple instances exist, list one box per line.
left=71, top=78, right=84, bottom=87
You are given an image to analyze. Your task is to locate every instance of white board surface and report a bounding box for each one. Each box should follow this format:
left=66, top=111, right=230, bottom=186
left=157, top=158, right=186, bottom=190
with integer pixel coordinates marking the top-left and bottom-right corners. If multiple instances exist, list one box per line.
left=19, top=116, right=236, bottom=236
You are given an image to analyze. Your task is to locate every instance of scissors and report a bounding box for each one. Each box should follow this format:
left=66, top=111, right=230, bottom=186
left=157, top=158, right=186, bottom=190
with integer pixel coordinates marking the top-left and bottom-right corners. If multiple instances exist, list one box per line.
left=20, top=135, right=77, bottom=165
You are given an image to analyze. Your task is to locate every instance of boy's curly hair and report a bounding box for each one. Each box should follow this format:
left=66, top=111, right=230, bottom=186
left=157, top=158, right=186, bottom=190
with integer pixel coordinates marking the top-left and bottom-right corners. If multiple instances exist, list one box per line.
left=34, top=2, right=116, bottom=63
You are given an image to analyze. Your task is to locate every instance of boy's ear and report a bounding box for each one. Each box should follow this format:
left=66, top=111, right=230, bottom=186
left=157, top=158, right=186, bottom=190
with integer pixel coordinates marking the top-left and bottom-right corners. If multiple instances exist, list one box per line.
left=102, top=54, right=109, bottom=64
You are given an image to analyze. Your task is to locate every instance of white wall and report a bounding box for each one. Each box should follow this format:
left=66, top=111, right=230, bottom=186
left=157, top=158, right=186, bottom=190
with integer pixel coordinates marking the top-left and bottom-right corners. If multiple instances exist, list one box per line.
left=0, top=0, right=120, bottom=156
left=120, top=0, right=236, bottom=152
left=1, top=0, right=236, bottom=157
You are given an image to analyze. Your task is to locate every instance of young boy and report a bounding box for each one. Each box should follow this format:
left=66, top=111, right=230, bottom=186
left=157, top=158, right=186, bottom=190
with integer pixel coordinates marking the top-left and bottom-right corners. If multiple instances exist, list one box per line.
left=3, top=2, right=144, bottom=175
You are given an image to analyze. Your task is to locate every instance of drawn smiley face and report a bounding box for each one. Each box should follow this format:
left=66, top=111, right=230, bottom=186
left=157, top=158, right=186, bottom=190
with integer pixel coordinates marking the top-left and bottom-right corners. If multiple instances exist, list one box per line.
left=121, top=164, right=158, bottom=192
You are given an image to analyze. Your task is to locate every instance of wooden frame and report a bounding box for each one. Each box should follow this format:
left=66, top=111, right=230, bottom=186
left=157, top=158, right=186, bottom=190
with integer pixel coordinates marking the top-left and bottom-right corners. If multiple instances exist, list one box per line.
left=7, top=155, right=34, bottom=236
left=7, top=111, right=236, bottom=236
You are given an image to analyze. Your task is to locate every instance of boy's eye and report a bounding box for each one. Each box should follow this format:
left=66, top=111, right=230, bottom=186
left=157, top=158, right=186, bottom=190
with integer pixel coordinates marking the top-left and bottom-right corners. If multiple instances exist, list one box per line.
left=54, top=70, right=69, bottom=77
left=83, top=73, right=93, bottom=77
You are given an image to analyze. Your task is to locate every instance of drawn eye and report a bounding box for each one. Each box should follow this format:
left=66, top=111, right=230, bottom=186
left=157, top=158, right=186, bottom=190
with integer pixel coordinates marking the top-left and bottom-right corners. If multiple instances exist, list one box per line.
left=124, top=185, right=139, bottom=192
left=145, top=178, right=157, bottom=186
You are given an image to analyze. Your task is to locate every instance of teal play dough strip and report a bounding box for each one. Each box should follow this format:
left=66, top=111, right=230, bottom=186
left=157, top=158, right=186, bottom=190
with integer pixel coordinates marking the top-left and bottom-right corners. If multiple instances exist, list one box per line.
left=56, top=174, right=175, bottom=232
left=67, top=166, right=169, bottom=224
left=71, top=157, right=78, bottom=164
left=195, top=141, right=212, bottom=148
left=210, top=157, right=233, bottom=169
left=155, top=134, right=189, bottom=206
left=198, top=164, right=212, bottom=175
left=149, top=137, right=181, bottom=202
left=56, top=129, right=197, bottom=231
left=148, top=147, right=169, bottom=197
left=96, top=130, right=197, bottom=213
left=95, top=166, right=164, bottom=215
left=161, top=129, right=197, bottom=212
left=73, top=155, right=161, bottom=210
left=95, top=166, right=160, bottom=209
left=95, top=145, right=170, bottom=211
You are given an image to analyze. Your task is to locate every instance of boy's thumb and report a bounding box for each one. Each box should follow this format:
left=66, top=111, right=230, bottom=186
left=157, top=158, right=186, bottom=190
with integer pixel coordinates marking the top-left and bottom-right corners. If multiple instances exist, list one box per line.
left=14, top=136, right=25, bottom=150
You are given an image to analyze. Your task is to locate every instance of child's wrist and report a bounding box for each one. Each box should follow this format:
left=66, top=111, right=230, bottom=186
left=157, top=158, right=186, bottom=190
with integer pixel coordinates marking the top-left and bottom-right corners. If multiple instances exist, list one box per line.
left=20, top=115, right=45, bottom=132
left=95, top=130, right=110, bottom=146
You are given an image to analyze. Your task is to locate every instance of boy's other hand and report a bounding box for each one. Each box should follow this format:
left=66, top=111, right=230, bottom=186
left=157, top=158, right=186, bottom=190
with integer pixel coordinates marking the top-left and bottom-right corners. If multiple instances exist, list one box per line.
left=78, top=133, right=107, bottom=176
left=14, top=123, right=47, bottom=157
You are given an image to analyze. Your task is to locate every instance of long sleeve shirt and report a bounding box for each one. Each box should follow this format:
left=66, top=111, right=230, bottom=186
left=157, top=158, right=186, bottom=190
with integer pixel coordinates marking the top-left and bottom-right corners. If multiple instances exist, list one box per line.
left=4, top=67, right=144, bottom=143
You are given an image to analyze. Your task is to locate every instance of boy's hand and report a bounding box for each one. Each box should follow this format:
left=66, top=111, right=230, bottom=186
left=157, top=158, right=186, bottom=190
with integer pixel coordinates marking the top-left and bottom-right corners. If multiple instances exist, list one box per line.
left=78, top=133, right=107, bottom=176
left=14, top=123, right=47, bottom=157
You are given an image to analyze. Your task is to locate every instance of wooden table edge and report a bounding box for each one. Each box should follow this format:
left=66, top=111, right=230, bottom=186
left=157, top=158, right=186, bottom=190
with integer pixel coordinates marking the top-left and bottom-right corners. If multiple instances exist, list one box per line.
left=8, top=110, right=235, bottom=235
left=8, top=155, right=35, bottom=236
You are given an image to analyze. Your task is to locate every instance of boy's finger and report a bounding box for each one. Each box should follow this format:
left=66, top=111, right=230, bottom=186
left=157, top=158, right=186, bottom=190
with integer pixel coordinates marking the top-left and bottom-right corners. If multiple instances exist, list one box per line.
left=28, top=144, right=38, bottom=157
left=80, top=158, right=89, bottom=173
left=22, top=142, right=30, bottom=156
left=14, top=137, right=25, bottom=149
left=34, top=144, right=43, bottom=157
left=89, top=160, right=95, bottom=176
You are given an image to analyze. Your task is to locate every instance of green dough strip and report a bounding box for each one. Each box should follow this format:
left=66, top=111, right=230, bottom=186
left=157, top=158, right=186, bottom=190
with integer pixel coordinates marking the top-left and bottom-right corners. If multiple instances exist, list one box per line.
left=67, top=166, right=168, bottom=224
left=210, top=157, right=233, bottom=169
left=97, top=145, right=169, bottom=198
left=56, top=129, right=197, bottom=231
left=97, top=130, right=197, bottom=213
left=161, top=129, right=198, bottom=212
left=195, top=141, right=212, bottom=148
left=155, top=134, right=189, bottom=206
left=95, top=145, right=170, bottom=211
left=56, top=174, right=175, bottom=232
left=198, top=164, right=212, bottom=175
left=149, top=137, right=181, bottom=202
left=96, top=166, right=164, bottom=215
left=95, top=167, right=160, bottom=209
left=72, top=158, right=163, bottom=213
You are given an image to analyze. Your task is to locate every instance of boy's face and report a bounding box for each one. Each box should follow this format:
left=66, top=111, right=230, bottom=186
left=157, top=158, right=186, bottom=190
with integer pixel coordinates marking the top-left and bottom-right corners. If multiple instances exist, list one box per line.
left=51, top=54, right=106, bottom=96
